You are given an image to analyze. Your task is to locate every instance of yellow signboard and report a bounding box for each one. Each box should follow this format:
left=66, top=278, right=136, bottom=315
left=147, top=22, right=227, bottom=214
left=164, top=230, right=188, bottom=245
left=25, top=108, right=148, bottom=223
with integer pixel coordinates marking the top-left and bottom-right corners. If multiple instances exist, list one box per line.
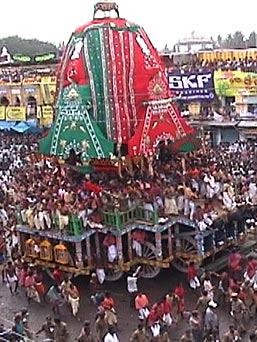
left=40, top=83, right=56, bottom=105
left=6, top=107, right=26, bottom=121
left=0, top=107, right=5, bottom=120
left=40, top=76, right=57, bottom=84
left=42, top=105, right=54, bottom=117
left=38, top=105, right=54, bottom=126
left=214, top=70, right=257, bottom=97
left=40, top=116, right=53, bottom=126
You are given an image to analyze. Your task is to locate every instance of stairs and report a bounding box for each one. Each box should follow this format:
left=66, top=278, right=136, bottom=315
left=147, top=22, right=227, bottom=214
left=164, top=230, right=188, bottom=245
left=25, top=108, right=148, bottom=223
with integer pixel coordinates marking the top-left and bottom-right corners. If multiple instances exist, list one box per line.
left=204, top=239, right=257, bottom=273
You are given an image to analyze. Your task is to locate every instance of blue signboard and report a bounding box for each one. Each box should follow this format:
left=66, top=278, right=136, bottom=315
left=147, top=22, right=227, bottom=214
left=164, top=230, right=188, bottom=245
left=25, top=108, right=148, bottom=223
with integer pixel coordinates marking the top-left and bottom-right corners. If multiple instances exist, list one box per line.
left=168, top=71, right=215, bottom=102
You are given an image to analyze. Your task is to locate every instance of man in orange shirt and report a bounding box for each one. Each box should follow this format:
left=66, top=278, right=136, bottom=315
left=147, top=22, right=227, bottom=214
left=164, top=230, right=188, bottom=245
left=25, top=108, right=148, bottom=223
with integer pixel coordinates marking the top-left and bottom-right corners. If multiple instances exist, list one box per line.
left=102, top=292, right=117, bottom=327
left=135, top=292, right=150, bottom=320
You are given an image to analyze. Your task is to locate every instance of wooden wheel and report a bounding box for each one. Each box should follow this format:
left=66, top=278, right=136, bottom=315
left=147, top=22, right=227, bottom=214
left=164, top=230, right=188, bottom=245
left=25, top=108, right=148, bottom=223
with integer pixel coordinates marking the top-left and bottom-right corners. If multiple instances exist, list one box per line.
left=172, top=236, right=201, bottom=273
left=104, top=268, right=123, bottom=282
left=139, top=242, right=161, bottom=279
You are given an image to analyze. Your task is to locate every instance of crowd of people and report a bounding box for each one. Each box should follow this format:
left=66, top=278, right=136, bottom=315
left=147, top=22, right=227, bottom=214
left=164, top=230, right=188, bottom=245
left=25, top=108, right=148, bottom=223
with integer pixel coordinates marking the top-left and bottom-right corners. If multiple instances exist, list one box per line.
left=1, top=132, right=257, bottom=341
left=9, top=137, right=257, bottom=239
left=0, top=65, right=56, bottom=83
left=166, top=56, right=257, bottom=74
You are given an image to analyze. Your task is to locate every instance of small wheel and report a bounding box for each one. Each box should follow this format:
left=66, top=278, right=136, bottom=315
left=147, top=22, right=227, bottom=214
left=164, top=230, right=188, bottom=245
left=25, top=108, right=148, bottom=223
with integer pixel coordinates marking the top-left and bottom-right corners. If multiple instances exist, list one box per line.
left=172, top=236, right=201, bottom=273
left=104, top=268, right=123, bottom=282
left=139, top=242, right=161, bottom=279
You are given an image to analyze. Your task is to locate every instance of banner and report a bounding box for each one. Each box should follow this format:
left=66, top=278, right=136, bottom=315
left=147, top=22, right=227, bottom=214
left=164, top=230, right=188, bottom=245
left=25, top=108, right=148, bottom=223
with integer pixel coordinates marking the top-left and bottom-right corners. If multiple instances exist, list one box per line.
left=6, top=107, right=26, bottom=121
left=12, top=52, right=57, bottom=64
left=214, top=70, right=257, bottom=97
left=12, top=54, right=32, bottom=63
left=0, top=107, right=5, bottom=120
left=34, top=52, right=57, bottom=63
left=40, top=76, right=57, bottom=84
left=168, top=71, right=215, bottom=101
left=0, top=86, right=8, bottom=96
left=23, top=77, right=41, bottom=85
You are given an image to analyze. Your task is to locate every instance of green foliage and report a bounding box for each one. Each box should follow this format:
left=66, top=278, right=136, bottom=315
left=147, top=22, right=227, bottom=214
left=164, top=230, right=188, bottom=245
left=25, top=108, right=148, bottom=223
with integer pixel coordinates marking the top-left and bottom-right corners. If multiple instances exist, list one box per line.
left=218, top=31, right=257, bottom=49
left=0, top=35, right=57, bottom=56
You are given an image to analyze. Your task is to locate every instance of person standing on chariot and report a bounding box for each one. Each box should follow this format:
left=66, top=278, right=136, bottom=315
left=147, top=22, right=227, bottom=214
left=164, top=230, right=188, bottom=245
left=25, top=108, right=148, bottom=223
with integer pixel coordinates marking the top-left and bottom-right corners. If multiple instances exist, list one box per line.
left=223, top=183, right=236, bottom=212
left=103, top=232, right=117, bottom=263
left=131, top=230, right=146, bottom=257
left=163, top=186, right=178, bottom=216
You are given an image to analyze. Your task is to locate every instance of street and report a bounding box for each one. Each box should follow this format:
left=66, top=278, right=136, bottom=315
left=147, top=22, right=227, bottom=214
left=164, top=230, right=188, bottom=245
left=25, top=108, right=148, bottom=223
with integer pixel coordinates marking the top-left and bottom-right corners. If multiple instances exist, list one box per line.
left=0, top=266, right=256, bottom=341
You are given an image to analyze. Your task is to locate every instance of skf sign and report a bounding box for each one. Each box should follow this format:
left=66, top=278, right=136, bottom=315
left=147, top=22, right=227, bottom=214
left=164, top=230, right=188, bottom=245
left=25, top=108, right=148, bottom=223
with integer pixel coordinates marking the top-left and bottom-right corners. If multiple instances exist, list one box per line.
left=168, top=71, right=215, bottom=102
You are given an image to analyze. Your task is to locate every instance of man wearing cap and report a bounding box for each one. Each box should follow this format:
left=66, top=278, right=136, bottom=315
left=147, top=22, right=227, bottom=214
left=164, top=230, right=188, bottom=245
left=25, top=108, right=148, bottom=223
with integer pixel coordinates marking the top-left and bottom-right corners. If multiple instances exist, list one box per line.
left=36, top=316, right=56, bottom=341
left=130, top=322, right=149, bottom=342
left=204, top=300, right=219, bottom=341
left=104, top=325, right=119, bottom=342
left=77, top=320, right=95, bottom=342
left=230, top=292, right=246, bottom=335
left=224, top=325, right=241, bottom=342
left=54, top=317, right=69, bottom=342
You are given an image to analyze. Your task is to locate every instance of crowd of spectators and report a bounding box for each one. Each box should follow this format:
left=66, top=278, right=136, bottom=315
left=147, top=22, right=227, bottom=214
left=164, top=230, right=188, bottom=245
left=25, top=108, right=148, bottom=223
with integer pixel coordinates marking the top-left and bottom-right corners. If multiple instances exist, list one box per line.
left=0, top=65, right=56, bottom=83
left=0, top=132, right=256, bottom=235
left=166, top=56, right=257, bottom=73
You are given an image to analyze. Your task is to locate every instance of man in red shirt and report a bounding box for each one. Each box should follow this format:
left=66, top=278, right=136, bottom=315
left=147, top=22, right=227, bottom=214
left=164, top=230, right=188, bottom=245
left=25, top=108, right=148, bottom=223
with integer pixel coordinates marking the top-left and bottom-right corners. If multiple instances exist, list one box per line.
left=228, top=249, right=242, bottom=279
left=52, top=266, right=63, bottom=285
left=188, top=261, right=200, bottom=289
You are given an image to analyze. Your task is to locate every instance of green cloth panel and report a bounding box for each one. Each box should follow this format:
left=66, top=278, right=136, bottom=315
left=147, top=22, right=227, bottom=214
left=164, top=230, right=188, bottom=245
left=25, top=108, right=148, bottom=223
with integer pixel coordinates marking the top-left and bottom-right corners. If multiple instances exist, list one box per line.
left=86, top=29, right=106, bottom=136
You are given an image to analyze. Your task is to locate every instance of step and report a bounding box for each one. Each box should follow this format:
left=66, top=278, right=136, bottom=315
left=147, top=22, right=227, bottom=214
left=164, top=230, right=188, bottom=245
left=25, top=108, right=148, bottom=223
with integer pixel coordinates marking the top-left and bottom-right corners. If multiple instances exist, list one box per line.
left=204, top=240, right=257, bottom=272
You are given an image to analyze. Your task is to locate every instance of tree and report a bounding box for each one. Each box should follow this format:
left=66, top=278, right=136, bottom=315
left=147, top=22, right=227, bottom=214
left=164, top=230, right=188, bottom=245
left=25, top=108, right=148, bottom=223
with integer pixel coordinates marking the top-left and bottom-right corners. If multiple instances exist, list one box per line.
left=0, top=35, right=57, bottom=56
left=232, top=31, right=245, bottom=49
left=247, top=31, right=257, bottom=48
left=217, top=34, right=223, bottom=48
left=223, top=34, right=233, bottom=49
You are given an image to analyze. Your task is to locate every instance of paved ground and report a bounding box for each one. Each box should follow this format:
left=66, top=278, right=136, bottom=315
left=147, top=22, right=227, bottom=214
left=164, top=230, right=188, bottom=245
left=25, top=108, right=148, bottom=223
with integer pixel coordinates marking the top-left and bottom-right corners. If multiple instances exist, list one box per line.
left=0, top=267, right=256, bottom=341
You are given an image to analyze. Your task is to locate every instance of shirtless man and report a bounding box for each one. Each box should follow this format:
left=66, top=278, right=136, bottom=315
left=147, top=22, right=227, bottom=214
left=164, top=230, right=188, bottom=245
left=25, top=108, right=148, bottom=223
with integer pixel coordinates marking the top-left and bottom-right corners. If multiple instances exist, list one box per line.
left=5, top=261, right=18, bottom=294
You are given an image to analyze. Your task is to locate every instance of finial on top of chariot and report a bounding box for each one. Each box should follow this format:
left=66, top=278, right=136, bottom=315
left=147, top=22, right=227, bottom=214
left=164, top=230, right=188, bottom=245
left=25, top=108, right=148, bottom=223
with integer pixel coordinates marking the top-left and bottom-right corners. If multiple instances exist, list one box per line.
left=94, top=1, right=119, bottom=18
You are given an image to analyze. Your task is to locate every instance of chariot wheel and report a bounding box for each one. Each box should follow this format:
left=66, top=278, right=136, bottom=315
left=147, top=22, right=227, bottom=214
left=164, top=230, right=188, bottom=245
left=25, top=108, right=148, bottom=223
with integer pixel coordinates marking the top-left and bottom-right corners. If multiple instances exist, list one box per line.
left=139, top=242, right=161, bottom=279
left=104, top=268, right=124, bottom=282
left=172, top=236, right=201, bottom=273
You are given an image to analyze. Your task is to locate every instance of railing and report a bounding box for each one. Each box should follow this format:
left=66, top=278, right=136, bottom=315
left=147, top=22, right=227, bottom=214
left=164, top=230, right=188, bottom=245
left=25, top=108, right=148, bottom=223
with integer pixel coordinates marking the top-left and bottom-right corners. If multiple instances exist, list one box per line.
left=15, top=205, right=159, bottom=233
left=102, top=206, right=159, bottom=229
left=15, top=207, right=84, bottom=236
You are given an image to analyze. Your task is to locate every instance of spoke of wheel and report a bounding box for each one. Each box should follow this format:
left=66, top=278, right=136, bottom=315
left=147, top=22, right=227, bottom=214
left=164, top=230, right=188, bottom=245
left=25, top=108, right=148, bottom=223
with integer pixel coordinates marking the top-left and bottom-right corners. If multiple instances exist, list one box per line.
left=144, top=247, right=152, bottom=258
